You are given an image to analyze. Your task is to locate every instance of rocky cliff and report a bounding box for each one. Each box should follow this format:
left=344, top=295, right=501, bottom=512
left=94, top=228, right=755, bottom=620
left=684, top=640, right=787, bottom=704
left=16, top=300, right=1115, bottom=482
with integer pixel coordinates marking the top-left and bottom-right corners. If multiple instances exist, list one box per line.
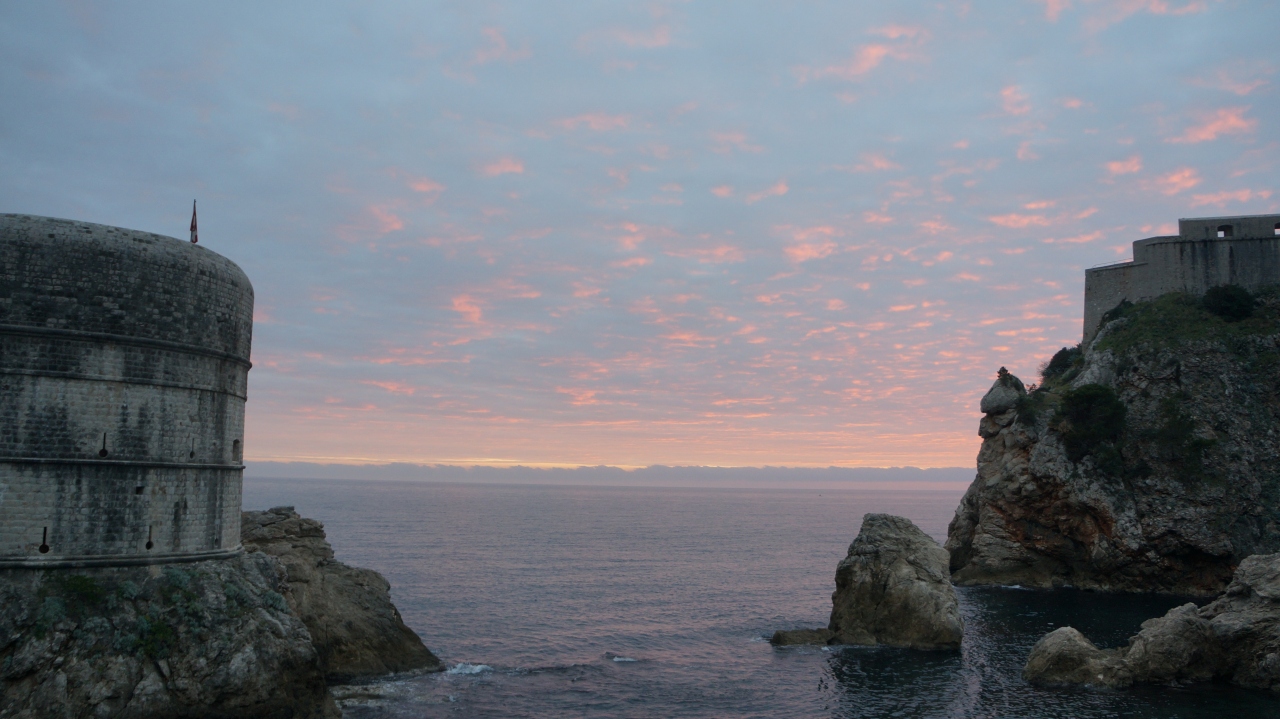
left=947, top=289, right=1280, bottom=595
left=0, top=554, right=338, bottom=719
left=241, top=507, right=442, bottom=681
left=0, top=509, right=442, bottom=718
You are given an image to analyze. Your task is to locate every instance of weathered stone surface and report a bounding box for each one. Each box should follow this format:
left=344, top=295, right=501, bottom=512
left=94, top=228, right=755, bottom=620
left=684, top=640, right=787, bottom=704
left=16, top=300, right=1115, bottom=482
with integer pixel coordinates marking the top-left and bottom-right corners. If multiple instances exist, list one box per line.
left=979, top=367, right=1026, bottom=415
left=241, top=507, right=443, bottom=681
left=948, top=324, right=1280, bottom=595
left=0, top=553, right=338, bottom=718
left=769, top=628, right=834, bottom=646
left=1024, top=552, right=1280, bottom=694
left=0, top=214, right=254, bottom=567
left=827, top=514, right=963, bottom=650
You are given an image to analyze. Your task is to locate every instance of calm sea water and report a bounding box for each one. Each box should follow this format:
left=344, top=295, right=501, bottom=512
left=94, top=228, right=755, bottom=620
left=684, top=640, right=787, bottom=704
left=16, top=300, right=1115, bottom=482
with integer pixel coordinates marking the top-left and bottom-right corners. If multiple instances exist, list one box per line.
left=243, top=478, right=1279, bottom=718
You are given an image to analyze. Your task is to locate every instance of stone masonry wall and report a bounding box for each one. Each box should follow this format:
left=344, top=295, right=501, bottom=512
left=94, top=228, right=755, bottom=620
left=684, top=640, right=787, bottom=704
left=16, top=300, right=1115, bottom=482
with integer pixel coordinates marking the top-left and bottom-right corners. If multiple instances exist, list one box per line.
left=0, top=215, right=254, bottom=567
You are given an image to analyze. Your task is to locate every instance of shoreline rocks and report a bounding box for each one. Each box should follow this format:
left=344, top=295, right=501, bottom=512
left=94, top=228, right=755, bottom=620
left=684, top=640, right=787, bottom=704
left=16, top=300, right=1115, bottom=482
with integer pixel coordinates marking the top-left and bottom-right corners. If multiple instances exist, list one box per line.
left=0, top=508, right=443, bottom=717
left=242, top=507, right=443, bottom=681
left=0, top=553, right=339, bottom=718
left=1023, top=552, right=1280, bottom=693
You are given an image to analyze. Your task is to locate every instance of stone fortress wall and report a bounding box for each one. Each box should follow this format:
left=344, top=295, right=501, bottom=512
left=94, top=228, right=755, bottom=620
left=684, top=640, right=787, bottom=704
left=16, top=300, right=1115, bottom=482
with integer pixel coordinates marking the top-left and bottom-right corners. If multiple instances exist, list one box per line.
left=1083, top=214, right=1280, bottom=344
left=0, top=214, right=254, bottom=567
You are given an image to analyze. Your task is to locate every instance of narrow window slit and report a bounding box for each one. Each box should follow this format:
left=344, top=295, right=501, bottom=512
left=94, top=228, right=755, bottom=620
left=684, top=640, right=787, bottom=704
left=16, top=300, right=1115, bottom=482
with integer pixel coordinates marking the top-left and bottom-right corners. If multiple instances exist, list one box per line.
left=145, top=525, right=154, bottom=551
left=39, top=527, right=49, bottom=554
left=98, top=433, right=109, bottom=458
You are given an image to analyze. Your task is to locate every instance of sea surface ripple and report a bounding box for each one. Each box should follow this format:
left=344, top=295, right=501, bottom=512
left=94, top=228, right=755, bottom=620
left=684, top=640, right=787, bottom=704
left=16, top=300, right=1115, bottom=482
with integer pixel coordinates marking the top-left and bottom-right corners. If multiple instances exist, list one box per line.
left=244, top=478, right=1278, bottom=718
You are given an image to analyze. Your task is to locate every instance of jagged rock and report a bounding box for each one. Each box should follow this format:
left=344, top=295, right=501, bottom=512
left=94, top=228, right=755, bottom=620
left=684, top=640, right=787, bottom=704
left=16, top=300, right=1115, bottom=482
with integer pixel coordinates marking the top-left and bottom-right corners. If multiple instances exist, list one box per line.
left=241, top=507, right=443, bottom=681
left=0, top=554, right=338, bottom=718
left=1024, top=552, right=1280, bottom=693
left=827, top=514, right=963, bottom=650
left=948, top=302, right=1280, bottom=594
left=769, top=628, right=834, bottom=646
left=979, top=367, right=1026, bottom=414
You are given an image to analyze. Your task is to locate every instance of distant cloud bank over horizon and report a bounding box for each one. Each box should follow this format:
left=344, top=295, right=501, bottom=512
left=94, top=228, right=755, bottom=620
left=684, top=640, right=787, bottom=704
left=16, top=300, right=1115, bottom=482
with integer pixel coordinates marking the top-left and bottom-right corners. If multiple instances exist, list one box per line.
left=245, top=462, right=974, bottom=489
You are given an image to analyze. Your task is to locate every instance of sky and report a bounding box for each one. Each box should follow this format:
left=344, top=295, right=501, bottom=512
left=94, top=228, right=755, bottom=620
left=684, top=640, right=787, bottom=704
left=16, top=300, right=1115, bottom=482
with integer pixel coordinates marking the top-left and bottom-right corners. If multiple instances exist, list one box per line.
left=2, top=1, right=1277, bottom=470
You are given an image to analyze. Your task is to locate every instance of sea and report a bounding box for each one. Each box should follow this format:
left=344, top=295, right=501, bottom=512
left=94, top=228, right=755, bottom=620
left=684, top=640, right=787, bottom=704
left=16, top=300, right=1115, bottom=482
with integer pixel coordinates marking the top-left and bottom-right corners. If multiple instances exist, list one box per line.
left=243, top=477, right=1280, bottom=718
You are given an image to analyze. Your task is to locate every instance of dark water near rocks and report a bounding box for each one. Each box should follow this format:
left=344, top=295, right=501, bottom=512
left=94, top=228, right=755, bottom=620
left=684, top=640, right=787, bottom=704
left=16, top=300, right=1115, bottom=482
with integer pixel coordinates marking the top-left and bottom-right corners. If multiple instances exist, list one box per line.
left=244, top=478, right=1279, bottom=718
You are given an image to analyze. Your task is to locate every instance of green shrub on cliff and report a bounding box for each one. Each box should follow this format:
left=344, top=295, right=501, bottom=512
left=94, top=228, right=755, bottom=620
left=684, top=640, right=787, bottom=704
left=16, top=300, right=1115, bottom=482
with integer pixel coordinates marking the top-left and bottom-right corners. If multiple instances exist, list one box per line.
left=1055, top=384, right=1127, bottom=471
left=1096, top=288, right=1279, bottom=354
left=1203, top=284, right=1255, bottom=322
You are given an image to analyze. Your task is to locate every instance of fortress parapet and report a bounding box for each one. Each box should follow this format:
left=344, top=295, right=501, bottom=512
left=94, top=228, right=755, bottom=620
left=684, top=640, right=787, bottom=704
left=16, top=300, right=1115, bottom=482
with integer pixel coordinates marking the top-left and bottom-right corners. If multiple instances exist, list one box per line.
left=1083, top=214, right=1280, bottom=344
left=0, top=214, right=253, bottom=567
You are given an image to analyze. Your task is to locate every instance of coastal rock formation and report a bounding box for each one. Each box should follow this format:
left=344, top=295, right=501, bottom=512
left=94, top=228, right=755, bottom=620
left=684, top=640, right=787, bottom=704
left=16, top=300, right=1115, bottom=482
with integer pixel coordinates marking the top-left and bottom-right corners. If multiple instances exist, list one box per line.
left=1023, top=552, right=1280, bottom=693
left=0, top=553, right=337, bottom=718
left=948, top=291, right=1280, bottom=595
left=827, top=514, right=963, bottom=650
left=241, top=506, right=443, bottom=680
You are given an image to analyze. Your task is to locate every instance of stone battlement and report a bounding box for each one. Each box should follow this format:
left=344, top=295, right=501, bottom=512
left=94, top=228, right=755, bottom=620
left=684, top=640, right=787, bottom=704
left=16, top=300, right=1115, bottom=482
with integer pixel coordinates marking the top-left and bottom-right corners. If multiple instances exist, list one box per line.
left=1083, top=214, right=1280, bottom=344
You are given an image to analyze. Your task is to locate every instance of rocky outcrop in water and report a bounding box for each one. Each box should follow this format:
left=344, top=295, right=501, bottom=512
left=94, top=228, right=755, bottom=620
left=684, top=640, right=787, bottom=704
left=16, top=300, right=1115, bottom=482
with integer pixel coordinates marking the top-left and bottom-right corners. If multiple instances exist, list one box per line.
left=1023, top=552, right=1280, bottom=693
left=947, top=292, right=1280, bottom=595
left=241, top=506, right=443, bottom=681
left=0, top=553, right=338, bottom=719
left=771, top=514, right=962, bottom=650
left=828, top=514, right=962, bottom=650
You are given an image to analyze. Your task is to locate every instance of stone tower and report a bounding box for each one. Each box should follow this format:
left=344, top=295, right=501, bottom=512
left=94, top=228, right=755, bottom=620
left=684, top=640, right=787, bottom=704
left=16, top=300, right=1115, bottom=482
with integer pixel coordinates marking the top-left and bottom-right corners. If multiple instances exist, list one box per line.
left=0, top=214, right=253, bottom=567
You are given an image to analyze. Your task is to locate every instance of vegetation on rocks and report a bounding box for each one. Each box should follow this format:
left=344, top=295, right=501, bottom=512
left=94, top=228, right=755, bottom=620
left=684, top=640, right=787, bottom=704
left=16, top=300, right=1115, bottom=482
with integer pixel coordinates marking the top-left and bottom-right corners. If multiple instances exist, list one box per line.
left=948, top=288, right=1280, bottom=595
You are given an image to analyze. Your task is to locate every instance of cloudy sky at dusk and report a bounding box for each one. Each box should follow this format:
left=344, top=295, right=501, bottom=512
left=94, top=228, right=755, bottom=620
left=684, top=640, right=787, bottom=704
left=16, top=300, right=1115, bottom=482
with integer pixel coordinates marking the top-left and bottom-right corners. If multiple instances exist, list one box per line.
left=3, top=1, right=1277, bottom=469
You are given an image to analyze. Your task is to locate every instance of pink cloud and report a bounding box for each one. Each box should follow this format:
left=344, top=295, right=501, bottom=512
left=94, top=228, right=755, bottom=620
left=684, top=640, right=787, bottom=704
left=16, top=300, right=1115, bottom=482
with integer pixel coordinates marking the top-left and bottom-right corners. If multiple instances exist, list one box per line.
left=1043, top=231, right=1105, bottom=244
left=1038, top=0, right=1072, bottom=21
left=1001, top=86, right=1031, bottom=116
left=473, top=27, right=530, bottom=65
left=711, top=131, right=763, bottom=154
left=1191, top=63, right=1273, bottom=96
left=988, top=213, right=1050, bottom=228
left=1105, top=155, right=1142, bottom=175
left=746, top=180, right=788, bottom=204
left=665, top=245, right=746, bottom=264
left=863, top=211, right=894, bottom=224
left=1167, top=107, right=1257, bottom=144
left=480, top=157, right=525, bottom=176
left=611, top=256, right=652, bottom=268
left=362, top=380, right=419, bottom=396
left=369, top=205, right=404, bottom=233
left=784, top=226, right=838, bottom=262
left=711, top=185, right=734, bottom=198
left=451, top=295, right=484, bottom=324
left=840, top=152, right=901, bottom=172
left=1083, top=0, right=1208, bottom=33
left=555, top=113, right=630, bottom=131
left=1151, top=167, right=1202, bottom=195
left=1190, top=188, right=1273, bottom=207
left=871, top=25, right=927, bottom=40
left=1016, top=141, right=1039, bottom=160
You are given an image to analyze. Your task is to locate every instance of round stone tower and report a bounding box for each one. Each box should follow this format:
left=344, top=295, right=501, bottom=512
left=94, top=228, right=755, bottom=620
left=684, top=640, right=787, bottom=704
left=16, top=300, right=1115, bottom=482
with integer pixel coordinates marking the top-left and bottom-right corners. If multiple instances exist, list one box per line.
left=0, top=214, right=253, bottom=567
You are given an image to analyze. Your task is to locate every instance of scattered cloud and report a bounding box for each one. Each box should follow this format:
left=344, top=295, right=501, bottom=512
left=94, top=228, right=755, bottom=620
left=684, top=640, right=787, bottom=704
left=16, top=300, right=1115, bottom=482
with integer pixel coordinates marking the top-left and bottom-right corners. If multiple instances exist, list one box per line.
left=710, top=131, right=763, bottom=154
left=472, top=27, right=530, bottom=66
left=555, top=113, right=630, bottom=131
left=479, top=157, right=525, bottom=176
left=1190, top=188, right=1273, bottom=207
left=989, top=213, right=1050, bottom=228
left=1150, top=167, right=1202, bottom=194
left=711, top=185, right=734, bottom=198
left=1001, top=85, right=1031, bottom=116
left=1167, top=107, right=1257, bottom=144
left=746, top=180, right=789, bottom=204
left=1105, top=155, right=1142, bottom=175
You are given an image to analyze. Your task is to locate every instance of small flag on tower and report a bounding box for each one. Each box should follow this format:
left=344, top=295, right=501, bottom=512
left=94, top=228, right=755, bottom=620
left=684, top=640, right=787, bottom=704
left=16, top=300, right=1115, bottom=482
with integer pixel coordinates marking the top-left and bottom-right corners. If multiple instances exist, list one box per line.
left=190, top=200, right=198, bottom=244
